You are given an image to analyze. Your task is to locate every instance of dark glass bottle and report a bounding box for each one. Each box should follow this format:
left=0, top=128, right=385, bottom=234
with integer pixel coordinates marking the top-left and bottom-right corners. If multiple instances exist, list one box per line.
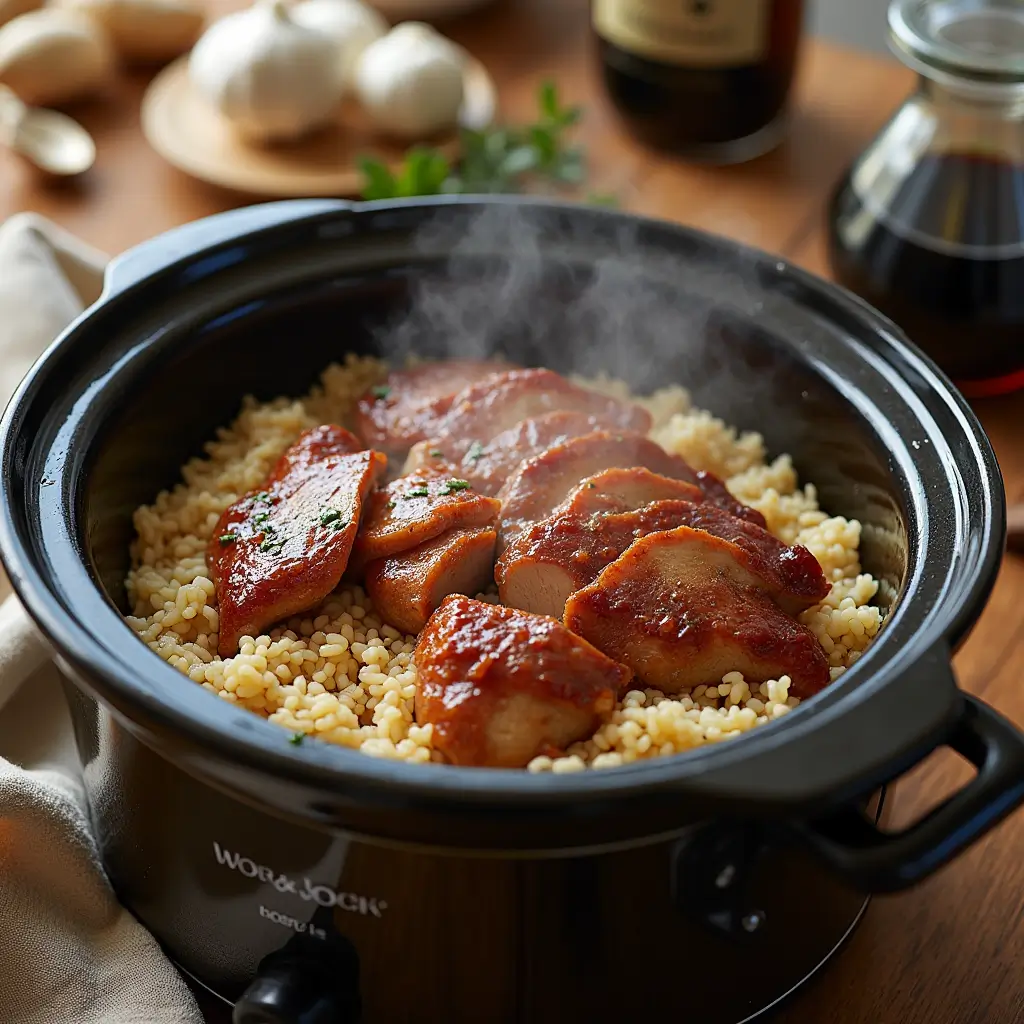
left=828, top=0, right=1024, bottom=398
left=593, top=0, right=805, bottom=162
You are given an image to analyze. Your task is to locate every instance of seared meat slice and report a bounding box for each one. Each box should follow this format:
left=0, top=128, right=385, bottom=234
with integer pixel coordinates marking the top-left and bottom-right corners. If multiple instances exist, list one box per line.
left=497, top=433, right=767, bottom=552
left=353, top=359, right=511, bottom=456
left=563, top=527, right=830, bottom=699
left=497, top=499, right=827, bottom=620
left=558, top=465, right=765, bottom=528
left=632, top=503, right=829, bottom=614
left=209, top=425, right=386, bottom=657
left=429, top=368, right=653, bottom=464
left=414, top=595, right=631, bottom=767
left=405, top=410, right=607, bottom=494
left=365, top=526, right=497, bottom=635
left=557, top=467, right=706, bottom=516
left=496, top=431, right=702, bottom=553
left=350, top=468, right=500, bottom=572
left=497, top=501, right=695, bottom=619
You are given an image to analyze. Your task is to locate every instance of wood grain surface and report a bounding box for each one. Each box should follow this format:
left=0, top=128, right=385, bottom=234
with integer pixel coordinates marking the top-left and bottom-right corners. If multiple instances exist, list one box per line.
left=3, top=1, right=1022, bottom=1022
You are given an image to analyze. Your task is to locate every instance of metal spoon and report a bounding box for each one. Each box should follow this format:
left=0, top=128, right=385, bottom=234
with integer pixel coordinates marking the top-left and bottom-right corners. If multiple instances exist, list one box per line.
left=0, top=85, right=96, bottom=177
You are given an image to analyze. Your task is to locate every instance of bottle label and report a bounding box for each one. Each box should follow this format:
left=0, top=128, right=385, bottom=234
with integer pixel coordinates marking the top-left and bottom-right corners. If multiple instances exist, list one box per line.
left=594, top=0, right=770, bottom=67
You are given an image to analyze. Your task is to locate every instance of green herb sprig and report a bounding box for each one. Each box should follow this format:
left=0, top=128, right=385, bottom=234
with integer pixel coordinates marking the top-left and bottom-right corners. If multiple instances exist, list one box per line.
left=359, top=82, right=615, bottom=203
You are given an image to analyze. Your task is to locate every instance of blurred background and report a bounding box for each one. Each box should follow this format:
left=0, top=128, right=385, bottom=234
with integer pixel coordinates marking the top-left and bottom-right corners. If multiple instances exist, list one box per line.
left=815, top=0, right=891, bottom=54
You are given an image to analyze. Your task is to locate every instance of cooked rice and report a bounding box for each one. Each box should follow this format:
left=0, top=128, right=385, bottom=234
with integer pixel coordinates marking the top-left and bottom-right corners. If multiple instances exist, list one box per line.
left=125, top=355, right=884, bottom=771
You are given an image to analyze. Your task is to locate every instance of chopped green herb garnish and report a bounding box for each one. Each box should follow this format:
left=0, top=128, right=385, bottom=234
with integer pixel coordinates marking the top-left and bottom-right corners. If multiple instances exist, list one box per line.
left=219, top=533, right=237, bottom=545
left=466, top=441, right=485, bottom=463
left=429, top=448, right=443, bottom=457
left=320, top=508, right=348, bottom=530
left=253, top=511, right=270, bottom=524
left=253, top=492, right=270, bottom=503
left=404, top=487, right=430, bottom=498
left=586, top=482, right=597, bottom=490
left=371, top=385, right=391, bottom=400
left=440, top=478, right=472, bottom=495
left=259, top=537, right=284, bottom=553
left=289, top=731, right=305, bottom=745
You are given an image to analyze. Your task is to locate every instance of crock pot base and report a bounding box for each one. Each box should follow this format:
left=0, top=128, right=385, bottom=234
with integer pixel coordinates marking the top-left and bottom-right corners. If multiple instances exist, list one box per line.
left=68, top=691, right=884, bottom=1024
left=178, top=896, right=872, bottom=1024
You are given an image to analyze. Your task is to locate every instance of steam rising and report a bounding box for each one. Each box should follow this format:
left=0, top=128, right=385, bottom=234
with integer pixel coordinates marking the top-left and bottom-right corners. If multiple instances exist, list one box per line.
left=372, top=202, right=768, bottom=395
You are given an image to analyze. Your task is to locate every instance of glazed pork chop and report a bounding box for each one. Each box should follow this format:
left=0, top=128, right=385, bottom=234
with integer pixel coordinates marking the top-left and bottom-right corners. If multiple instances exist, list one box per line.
left=424, top=368, right=653, bottom=466
left=556, top=467, right=707, bottom=516
left=365, top=526, right=498, bottom=635
left=405, top=409, right=608, bottom=494
left=414, top=595, right=631, bottom=768
left=563, top=526, right=830, bottom=698
left=209, top=425, right=386, bottom=656
left=497, top=432, right=766, bottom=553
left=497, top=499, right=828, bottom=620
left=353, top=359, right=512, bottom=456
left=556, top=464, right=764, bottom=529
left=350, top=467, right=500, bottom=572
left=495, top=431, right=704, bottom=553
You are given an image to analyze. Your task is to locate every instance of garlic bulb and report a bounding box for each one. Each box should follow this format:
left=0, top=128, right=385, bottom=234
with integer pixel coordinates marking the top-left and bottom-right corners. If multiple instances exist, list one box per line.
left=354, top=22, right=464, bottom=140
left=0, top=9, right=113, bottom=106
left=57, top=0, right=204, bottom=65
left=290, top=0, right=386, bottom=88
left=189, top=0, right=345, bottom=143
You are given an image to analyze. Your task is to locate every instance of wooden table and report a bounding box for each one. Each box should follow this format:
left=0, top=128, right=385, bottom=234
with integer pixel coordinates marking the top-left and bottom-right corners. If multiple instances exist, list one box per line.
left=5, top=2, right=1023, bottom=1022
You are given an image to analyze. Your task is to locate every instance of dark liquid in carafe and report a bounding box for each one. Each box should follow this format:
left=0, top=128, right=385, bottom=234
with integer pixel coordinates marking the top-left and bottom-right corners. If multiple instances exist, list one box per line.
left=828, top=152, right=1024, bottom=395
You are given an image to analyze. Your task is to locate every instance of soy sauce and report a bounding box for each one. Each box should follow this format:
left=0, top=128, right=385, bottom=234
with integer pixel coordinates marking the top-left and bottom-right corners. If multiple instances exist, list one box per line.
left=593, top=0, right=804, bottom=161
left=828, top=152, right=1024, bottom=396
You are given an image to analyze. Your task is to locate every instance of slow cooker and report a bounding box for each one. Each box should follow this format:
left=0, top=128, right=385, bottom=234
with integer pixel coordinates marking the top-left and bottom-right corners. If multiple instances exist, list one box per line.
left=1, top=197, right=1023, bottom=1024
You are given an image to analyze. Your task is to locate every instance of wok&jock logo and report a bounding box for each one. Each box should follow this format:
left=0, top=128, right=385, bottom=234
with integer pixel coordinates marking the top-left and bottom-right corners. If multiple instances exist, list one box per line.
left=212, top=841, right=388, bottom=917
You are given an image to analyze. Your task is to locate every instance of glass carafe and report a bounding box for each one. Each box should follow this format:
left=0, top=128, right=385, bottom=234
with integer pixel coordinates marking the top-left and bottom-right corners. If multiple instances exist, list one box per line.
left=828, top=0, right=1024, bottom=397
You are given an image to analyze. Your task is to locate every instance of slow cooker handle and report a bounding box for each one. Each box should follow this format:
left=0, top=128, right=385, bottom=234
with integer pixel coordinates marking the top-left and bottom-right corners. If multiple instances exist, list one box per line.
left=795, top=694, right=1024, bottom=893
left=102, top=200, right=354, bottom=297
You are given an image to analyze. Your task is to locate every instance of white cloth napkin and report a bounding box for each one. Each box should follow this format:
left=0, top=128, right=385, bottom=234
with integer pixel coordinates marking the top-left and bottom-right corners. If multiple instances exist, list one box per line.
left=0, top=214, right=203, bottom=1024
